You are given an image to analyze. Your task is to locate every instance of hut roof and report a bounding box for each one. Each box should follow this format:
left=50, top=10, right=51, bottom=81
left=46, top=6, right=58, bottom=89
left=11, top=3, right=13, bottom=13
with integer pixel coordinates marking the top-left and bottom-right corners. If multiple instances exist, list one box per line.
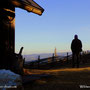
left=0, top=0, right=44, bottom=15
left=11, top=0, right=44, bottom=15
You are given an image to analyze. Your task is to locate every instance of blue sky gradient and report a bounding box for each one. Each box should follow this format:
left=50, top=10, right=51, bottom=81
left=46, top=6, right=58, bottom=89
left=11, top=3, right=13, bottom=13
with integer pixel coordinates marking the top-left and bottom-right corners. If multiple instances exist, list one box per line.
left=15, top=0, right=90, bottom=54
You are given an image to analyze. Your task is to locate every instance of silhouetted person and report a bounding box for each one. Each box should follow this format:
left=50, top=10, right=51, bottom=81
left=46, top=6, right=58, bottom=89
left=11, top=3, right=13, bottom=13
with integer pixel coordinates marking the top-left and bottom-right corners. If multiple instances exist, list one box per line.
left=71, top=35, right=82, bottom=68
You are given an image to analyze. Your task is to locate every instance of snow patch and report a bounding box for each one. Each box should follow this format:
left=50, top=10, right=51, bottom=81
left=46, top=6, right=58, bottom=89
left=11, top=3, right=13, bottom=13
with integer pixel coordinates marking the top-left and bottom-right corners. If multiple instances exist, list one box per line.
left=0, top=69, right=22, bottom=89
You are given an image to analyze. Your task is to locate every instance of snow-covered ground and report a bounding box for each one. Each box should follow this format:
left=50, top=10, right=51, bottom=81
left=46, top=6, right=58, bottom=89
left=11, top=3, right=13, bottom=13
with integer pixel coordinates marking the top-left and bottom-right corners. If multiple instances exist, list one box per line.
left=0, top=69, right=23, bottom=90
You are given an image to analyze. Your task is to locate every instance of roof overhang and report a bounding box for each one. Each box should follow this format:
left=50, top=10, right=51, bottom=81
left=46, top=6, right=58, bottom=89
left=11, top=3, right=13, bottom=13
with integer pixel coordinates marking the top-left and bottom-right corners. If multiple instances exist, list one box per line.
left=10, top=0, right=44, bottom=15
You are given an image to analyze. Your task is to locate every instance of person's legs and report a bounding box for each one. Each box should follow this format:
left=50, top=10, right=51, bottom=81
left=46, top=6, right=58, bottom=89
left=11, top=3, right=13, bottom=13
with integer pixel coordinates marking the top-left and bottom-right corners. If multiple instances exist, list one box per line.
left=76, top=53, right=79, bottom=68
left=72, top=53, right=75, bottom=68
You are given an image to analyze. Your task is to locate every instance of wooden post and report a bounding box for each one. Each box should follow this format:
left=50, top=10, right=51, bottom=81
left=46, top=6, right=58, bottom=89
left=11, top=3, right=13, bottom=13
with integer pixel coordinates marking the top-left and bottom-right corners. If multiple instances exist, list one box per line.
left=51, top=53, right=55, bottom=67
left=52, top=53, right=55, bottom=62
left=67, top=52, right=69, bottom=64
left=38, top=55, right=40, bottom=68
left=0, top=2, right=15, bottom=69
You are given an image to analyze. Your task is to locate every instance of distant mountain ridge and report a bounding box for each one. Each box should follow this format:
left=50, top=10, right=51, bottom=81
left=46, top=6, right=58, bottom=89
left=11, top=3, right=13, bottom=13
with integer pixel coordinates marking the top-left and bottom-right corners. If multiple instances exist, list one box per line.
left=23, top=52, right=72, bottom=62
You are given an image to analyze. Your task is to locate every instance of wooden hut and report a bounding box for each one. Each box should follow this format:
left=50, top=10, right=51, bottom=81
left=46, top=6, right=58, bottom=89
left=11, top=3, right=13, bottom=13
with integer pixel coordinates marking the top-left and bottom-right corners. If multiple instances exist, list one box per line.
left=0, top=0, right=44, bottom=73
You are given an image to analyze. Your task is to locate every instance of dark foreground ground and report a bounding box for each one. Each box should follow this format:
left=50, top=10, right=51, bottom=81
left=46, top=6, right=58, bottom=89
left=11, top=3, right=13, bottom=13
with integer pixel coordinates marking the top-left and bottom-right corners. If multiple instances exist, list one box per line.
left=22, top=54, right=90, bottom=90
left=23, top=62, right=90, bottom=90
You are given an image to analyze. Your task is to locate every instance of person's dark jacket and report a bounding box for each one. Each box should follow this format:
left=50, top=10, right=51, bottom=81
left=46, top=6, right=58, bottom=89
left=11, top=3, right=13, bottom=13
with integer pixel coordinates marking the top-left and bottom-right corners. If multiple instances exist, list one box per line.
left=71, top=38, right=82, bottom=53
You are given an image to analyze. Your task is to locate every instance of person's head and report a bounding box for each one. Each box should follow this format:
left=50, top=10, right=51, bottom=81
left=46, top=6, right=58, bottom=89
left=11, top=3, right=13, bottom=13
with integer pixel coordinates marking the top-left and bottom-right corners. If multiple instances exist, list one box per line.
left=74, top=35, right=78, bottom=39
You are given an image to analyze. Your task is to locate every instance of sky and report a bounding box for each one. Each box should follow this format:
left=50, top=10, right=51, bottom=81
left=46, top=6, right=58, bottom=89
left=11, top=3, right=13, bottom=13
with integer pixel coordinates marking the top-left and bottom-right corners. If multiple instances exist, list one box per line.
left=15, top=0, right=90, bottom=55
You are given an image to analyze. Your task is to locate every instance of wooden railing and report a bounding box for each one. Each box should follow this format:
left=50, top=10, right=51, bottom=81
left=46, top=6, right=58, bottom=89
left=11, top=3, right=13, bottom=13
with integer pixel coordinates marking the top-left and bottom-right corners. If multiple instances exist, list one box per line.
left=24, top=53, right=72, bottom=69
